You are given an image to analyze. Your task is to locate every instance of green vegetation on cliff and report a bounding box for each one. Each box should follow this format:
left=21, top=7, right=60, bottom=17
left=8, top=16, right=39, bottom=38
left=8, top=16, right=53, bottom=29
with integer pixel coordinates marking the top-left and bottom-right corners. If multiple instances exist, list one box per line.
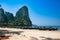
left=0, top=6, right=32, bottom=26
left=15, top=6, right=32, bottom=26
left=0, top=8, right=7, bottom=26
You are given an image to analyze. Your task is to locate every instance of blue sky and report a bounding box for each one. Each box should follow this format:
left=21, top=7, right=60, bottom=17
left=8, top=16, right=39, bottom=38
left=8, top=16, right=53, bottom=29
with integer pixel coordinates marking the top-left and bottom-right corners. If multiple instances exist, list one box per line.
left=0, top=0, right=60, bottom=26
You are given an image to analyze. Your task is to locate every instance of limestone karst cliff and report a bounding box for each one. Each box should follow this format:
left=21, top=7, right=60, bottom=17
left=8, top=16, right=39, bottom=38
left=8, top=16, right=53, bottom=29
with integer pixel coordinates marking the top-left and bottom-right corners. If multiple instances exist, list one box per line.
left=15, top=6, right=32, bottom=26
left=0, top=8, right=7, bottom=26
left=0, top=6, right=32, bottom=26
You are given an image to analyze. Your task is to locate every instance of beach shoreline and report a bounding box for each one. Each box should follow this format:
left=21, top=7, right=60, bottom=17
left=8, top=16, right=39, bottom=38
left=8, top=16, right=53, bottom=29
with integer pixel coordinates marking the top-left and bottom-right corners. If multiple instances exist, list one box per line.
left=0, top=27, right=60, bottom=40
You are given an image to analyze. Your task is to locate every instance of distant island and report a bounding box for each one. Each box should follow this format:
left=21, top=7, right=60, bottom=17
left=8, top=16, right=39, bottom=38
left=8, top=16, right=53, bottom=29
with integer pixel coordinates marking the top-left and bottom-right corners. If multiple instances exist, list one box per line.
left=0, top=5, right=32, bottom=26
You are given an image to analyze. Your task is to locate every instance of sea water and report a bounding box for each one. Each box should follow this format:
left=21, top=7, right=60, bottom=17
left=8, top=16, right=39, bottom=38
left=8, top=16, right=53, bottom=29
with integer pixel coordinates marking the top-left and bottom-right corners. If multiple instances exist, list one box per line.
left=32, top=26, right=60, bottom=30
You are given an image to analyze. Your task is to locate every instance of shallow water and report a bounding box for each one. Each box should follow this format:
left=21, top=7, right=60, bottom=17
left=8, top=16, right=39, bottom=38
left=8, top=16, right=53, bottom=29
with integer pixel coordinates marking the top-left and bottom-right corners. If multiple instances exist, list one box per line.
left=32, top=26, right=60, bottom=30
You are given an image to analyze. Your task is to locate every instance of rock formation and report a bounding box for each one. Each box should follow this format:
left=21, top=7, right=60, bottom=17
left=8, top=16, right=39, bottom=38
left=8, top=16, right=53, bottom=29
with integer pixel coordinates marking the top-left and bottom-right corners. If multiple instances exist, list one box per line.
left=0, top=8, right=7, bottom=26
left=0, top=6, right=32, bottom=26
left=5, top=12, right=14, bottom=26
left=15, top=6, right=32, bottom=26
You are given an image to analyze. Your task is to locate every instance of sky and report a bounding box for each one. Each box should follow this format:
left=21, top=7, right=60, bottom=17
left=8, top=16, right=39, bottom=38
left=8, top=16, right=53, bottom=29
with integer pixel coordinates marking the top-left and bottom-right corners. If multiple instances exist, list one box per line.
left=0, top=0, right=60, bottom=26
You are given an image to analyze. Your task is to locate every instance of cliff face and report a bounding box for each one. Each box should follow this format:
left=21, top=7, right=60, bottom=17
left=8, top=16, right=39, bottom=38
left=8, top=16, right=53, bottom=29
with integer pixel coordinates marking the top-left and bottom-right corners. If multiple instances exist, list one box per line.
left=0, top=8, right=7, bottom=26
left=5, top=12, right=14, bottom=26
left=15, top=6, right=32, bottom=26
left=0, top=8, right=4, bottom=22
left=0, top=6, right=32, bottom=26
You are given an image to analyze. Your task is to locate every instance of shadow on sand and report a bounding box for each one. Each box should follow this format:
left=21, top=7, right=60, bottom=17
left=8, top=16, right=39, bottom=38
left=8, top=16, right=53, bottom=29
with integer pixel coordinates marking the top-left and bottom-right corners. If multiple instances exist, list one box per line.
left=40, top=36, right=60, bottom=40
left=0, top=30, right=24, bottom=40
left=30, top=36, right=38, bottom=40
left=0, top=30, right=24, bottom=35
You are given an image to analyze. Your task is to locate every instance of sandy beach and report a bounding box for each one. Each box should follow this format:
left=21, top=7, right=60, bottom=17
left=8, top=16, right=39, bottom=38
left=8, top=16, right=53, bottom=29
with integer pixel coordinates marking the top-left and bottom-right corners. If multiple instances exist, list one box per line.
left=0, top=27, right=60, bottom=40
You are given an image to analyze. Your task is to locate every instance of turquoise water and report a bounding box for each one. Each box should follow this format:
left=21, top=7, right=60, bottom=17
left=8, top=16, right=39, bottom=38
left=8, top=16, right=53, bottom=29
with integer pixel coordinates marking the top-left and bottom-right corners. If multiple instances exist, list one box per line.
left=32, top=26, right=60, bottom=30
left=44, top=26, right=60, bottom=30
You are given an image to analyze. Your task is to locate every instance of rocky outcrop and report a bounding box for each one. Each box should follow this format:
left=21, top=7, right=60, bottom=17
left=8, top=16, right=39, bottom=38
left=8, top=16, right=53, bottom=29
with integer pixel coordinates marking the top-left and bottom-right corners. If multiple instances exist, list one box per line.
left=5, top=12, right=14, bottom=26
left=0, top=8, right=7, bottom=26
left=0, top=6, right=32, bottom=26
left=15, top=6, right=32, bottom=26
